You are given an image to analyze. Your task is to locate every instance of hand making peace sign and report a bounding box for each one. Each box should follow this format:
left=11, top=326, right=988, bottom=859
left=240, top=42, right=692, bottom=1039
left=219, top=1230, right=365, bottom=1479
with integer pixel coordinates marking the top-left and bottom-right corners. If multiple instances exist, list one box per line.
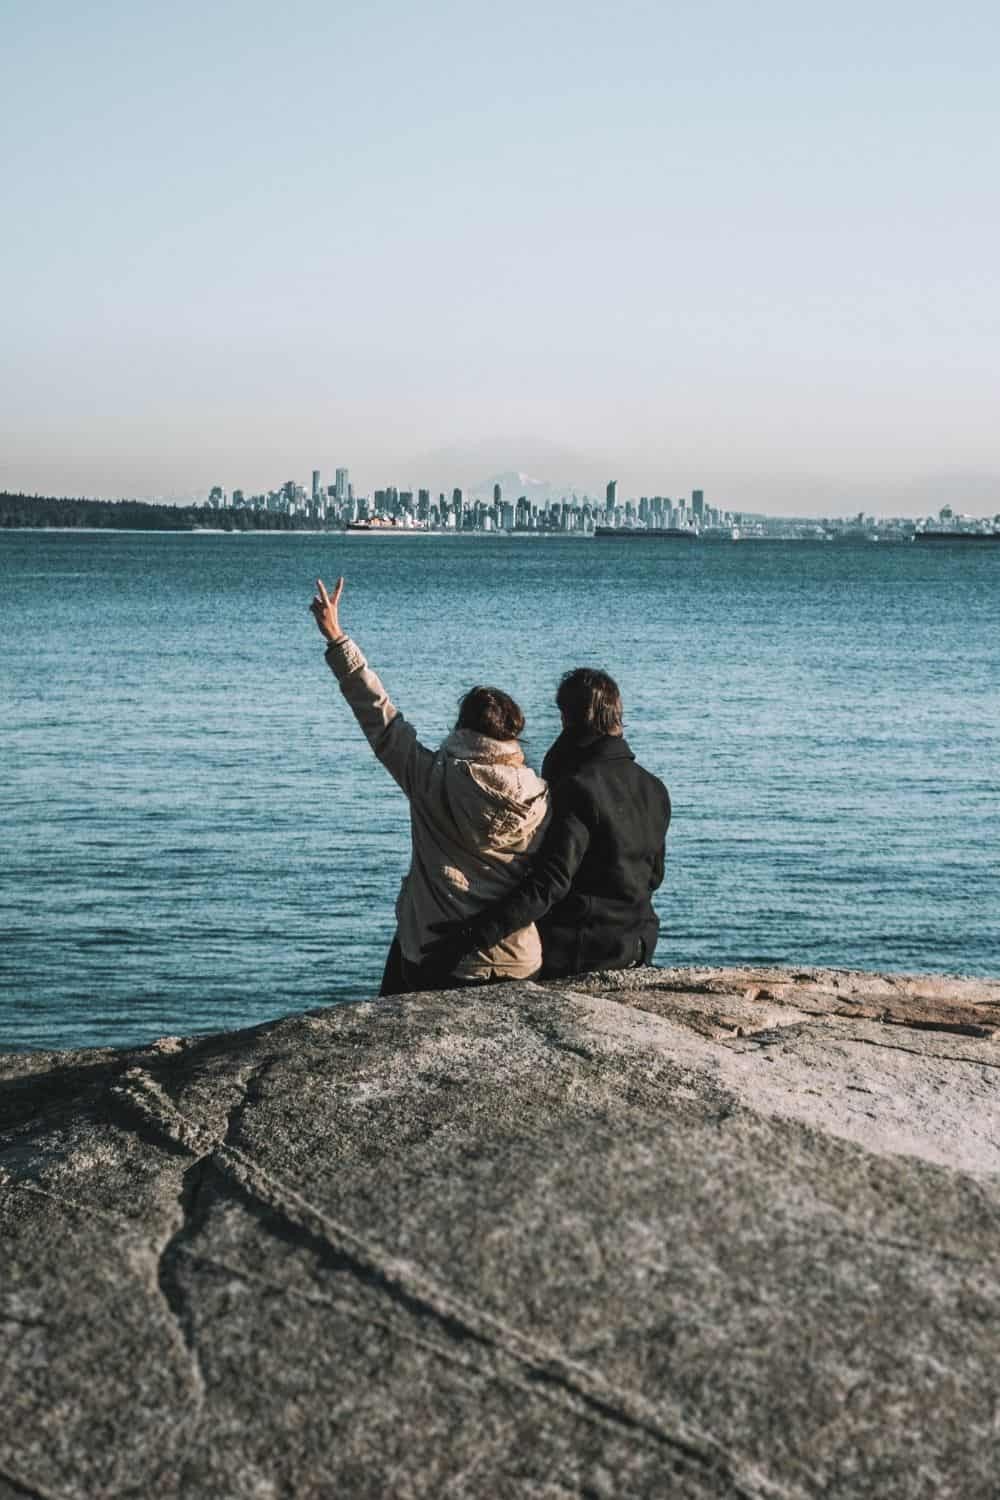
left=310, top=576, right=347, bottom=644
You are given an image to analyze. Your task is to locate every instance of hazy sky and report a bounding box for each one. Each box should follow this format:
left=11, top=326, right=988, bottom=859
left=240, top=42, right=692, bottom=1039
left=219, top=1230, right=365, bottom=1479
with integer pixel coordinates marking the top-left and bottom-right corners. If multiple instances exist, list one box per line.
left=3, top=0, right=998, bottom=513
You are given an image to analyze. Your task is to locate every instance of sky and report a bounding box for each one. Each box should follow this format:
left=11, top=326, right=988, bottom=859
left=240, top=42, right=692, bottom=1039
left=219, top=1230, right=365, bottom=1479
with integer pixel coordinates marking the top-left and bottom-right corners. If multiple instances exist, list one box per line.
left=2, top=0, right=999, bottom=515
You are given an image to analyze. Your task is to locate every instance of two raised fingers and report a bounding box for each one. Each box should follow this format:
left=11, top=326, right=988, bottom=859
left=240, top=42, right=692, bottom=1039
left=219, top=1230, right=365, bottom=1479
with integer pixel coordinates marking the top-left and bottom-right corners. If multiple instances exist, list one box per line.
left=315, top=576, right=344, bottom=606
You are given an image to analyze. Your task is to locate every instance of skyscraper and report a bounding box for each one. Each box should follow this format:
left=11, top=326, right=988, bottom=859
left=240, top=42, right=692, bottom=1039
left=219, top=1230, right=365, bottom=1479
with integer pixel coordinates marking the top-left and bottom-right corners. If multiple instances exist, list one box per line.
left=493, top=482, right=502, bottom=506
left=692, top=489, right=704, bottom=518
left=335, top=468, right=349, bottom=502
left=606, top=480, right=618, bottom=507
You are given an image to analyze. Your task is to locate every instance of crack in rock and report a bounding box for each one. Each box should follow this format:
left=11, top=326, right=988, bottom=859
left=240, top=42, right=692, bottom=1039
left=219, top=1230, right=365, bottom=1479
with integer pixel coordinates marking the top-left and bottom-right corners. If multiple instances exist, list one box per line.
left=105, top=1062, right=277, bottom=1454
left=220, top=1059, right=279, bottom=1150
left=107, top=1064, right=803, bottom=1500
left=153, top=1152, right=211, bottom=1418
left=842, top=1036, right=1000, bottom=1071
left=107, top=1068, right=217, bottom=1158
left=149, top=1060, right=280, bottom=1425
left=0, top=1462, right=67, bottom=1500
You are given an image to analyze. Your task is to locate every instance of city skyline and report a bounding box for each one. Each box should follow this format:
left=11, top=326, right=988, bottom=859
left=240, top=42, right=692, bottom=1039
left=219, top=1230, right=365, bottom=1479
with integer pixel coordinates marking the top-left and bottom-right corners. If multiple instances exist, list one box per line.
left=7, top=459, right=997, bottom=529
left=3, top=448, right=1000, bottom=523
left=191, top=469, right=996, bottom=534
left=202, top=473, right=725, bottom=530
left=3, top=1, right=999, bottom=515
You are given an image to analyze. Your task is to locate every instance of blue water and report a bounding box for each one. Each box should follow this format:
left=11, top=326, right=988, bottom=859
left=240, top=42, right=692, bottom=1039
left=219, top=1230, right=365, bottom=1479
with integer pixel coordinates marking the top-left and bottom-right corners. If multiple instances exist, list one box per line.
left=2, top=529, right=998, bottom=1051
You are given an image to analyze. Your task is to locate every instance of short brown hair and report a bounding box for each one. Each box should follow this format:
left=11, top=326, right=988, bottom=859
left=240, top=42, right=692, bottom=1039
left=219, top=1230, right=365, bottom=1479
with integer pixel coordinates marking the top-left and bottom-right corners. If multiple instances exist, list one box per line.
left=556, top=668, right=623, bottom=736
left=456, top=685, right=525, bottom=742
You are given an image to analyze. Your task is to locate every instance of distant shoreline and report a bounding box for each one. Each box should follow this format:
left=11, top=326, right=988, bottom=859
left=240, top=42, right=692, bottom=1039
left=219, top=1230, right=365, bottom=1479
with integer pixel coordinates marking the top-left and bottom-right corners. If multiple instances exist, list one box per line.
left=8, top=527, right=1000, bottom=544
left=0, top=534, right=593, bottom=546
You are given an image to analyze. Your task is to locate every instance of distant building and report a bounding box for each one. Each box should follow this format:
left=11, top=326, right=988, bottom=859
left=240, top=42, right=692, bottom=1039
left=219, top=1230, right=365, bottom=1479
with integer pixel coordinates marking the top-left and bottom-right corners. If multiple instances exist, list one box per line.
left=493, top=482, right=502, bottom=505
left=312, top=470, right=321, bottom=500
left=335, top=468, right=349, bottom=502
left=606, top=480, right=618, bottom=507
left=692, top=489, right=704, bottom=518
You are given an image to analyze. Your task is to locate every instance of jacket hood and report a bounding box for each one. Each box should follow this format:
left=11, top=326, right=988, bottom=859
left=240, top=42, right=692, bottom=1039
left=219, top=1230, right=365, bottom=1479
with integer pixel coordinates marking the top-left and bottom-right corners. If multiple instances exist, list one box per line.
left=440, top=730, right=550, bottom=854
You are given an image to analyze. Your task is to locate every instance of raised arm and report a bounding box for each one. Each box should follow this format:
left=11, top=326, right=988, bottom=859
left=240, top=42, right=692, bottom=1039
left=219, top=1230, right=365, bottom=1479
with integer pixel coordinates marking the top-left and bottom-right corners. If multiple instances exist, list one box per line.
left=310, top=576, right=433, bottom=798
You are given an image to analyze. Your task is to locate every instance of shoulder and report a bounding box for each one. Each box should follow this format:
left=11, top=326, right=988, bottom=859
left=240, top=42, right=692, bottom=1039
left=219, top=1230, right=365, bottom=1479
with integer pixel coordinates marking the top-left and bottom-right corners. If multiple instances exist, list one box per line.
left=636, top=762, right=671, bottom=817
left=640, top=762, right=669, bottom=798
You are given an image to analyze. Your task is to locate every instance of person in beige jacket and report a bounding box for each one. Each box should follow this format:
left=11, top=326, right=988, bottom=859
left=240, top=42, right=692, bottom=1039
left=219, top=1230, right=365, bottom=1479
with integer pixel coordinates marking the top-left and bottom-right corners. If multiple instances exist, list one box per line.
left=310, top=577, right=550, bottom=994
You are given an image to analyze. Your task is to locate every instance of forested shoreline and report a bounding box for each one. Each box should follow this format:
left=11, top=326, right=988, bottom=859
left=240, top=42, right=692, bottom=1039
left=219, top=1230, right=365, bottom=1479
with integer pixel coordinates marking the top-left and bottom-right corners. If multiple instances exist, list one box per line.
left=0, top=493, right=338, bottom=531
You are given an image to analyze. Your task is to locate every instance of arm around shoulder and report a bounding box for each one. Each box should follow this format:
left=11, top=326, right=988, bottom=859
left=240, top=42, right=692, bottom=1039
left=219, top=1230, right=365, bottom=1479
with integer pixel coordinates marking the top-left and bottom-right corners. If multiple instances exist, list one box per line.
left=466, top=778, right=594, bottom=951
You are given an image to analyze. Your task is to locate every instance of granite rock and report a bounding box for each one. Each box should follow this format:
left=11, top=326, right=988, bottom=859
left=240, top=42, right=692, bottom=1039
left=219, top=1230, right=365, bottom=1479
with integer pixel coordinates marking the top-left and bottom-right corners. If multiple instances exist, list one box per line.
left=1, top=966, right=999, bottom=1499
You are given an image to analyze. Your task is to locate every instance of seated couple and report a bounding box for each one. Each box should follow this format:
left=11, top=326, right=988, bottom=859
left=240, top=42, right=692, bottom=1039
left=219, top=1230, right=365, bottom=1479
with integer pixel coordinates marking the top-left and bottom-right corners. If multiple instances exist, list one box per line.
left=310, top=577, right=671, bottom=995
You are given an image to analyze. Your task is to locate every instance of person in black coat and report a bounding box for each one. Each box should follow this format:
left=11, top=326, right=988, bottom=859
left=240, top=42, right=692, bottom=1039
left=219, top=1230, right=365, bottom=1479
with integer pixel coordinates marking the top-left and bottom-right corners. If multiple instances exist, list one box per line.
left=428, top=667, right=671, bottom=979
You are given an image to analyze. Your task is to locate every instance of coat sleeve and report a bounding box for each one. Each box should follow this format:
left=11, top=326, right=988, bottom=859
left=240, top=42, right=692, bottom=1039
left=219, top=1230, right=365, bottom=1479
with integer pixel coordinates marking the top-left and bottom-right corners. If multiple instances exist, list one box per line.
left=467, top=780, right=593, bottom=950
left=649, top=786, right=671, bottom=891
left=324, top=637, right=434, bottom=798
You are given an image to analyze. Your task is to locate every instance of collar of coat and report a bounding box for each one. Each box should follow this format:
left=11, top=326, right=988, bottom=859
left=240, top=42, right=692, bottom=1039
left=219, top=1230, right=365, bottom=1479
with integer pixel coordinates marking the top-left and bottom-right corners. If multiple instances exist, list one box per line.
left=542, top=729, right=635, bottom=783
left=441, top=728, right=526, bottom=767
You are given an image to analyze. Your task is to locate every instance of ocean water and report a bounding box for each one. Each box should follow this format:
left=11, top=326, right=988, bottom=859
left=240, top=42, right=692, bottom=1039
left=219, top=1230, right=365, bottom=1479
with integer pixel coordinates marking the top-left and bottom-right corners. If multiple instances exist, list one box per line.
left=2, top=529, right=998, bottom=1052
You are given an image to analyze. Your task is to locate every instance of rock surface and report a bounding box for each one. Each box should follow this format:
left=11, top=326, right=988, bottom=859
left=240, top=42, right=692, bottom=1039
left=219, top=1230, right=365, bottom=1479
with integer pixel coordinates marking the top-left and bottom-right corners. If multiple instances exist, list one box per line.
left=2, top=966, right=999, bottom=1499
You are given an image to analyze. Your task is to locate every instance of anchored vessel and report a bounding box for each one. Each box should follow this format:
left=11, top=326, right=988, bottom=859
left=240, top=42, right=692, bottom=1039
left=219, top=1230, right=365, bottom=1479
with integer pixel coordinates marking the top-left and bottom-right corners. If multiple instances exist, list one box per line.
left=913, top=531, right=1000, bottom=543
left=594, top=526, right=699, bottom=540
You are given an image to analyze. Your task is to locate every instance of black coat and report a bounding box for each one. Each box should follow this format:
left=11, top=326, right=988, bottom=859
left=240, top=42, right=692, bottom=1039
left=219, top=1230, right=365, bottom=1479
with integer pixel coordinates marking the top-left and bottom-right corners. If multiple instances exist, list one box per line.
left=469, top=730, right=671, bottom=979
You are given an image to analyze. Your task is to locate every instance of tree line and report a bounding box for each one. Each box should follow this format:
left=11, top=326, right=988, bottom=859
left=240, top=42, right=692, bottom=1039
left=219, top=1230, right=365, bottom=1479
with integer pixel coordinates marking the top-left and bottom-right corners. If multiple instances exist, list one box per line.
left=0, top=493, right=340, bottom=532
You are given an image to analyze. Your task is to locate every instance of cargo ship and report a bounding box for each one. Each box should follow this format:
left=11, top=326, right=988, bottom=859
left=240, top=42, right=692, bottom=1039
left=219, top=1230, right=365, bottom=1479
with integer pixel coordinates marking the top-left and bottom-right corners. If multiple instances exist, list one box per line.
left=914, top=530, right=1000, bottom=543
left=594, top=526, right=698, bottom=540
left=346, top=519, right=428, bottom=533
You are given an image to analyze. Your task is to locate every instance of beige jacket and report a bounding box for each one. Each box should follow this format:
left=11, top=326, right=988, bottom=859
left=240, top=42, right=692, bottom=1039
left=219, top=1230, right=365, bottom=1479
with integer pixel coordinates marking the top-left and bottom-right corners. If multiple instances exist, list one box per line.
left=326, top=637, right=550, bottom=979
